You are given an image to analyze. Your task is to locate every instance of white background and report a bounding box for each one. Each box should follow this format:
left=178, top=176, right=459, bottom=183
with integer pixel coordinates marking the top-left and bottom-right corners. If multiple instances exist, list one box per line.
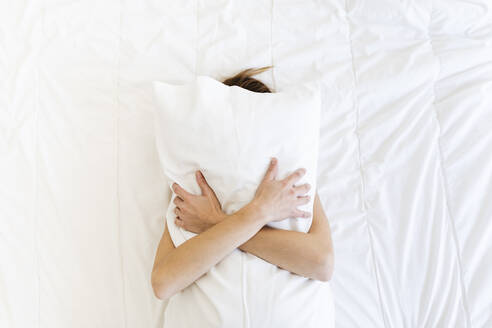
left=1, top=1, right=491, bottom=327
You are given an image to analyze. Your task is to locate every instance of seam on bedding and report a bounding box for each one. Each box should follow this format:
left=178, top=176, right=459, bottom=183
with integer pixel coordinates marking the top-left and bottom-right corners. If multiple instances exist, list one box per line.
left=115, top=2, right=127, bottom=328
left=270, top=0, right=277, bottom=91
left=241, top=253, right=249, bottom=328
left=428, top=3, right=472, bottom=327
left=194, top=0, right=199, bottom=76
left=343, top=2, right=389, bottom=327
left=34, top=35, right=41, bottom=328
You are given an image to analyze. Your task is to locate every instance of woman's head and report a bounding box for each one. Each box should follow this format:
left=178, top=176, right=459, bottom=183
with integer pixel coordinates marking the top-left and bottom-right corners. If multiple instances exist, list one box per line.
left=222, top=66, right=273, bottom=93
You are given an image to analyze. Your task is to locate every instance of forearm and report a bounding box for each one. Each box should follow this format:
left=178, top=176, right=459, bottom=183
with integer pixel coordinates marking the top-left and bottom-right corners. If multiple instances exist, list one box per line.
left=239, top=227, right=325, bottom=280
left=152, top=202, right=266, bottom=300
left=239, top=192, right=334, bottom=281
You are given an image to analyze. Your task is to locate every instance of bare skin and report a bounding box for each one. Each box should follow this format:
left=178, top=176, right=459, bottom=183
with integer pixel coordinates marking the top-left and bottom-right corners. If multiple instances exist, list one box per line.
left=174, top=169, right=334, bottom=281
left=151, top=158, right=334, bottom=302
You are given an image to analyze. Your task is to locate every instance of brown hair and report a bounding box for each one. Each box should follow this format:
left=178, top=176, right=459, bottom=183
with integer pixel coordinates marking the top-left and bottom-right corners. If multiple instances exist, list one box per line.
left=222, top=66, right=273, bottom=93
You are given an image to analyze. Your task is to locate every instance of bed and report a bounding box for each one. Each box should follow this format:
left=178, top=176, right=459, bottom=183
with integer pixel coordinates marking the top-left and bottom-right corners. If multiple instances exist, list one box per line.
left=1, top=1, right=491, bottom=327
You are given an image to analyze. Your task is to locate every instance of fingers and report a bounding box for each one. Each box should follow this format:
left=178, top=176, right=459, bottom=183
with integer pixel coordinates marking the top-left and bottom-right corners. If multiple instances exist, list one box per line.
left=283, top=167, right=307, bottom=187
left=172, top=182, right=193, bottom=200
left=262, top=157, right=278, bottom=182
left=292, top=209, right=312, bottom=219
left=293, top=183, right=311, bottom=196
left=296, top=195, right=311, bottom=206
left=174, top=206, right=184, bottom=228
left=195, top=170, right=211, bottom=196
left=173, top=196, right=188, bottom=218
left=196, top=170, right=220, bottom=200
left=173, top=196, right=184, bottom=206
left=292, top=195, right=311, bottom=218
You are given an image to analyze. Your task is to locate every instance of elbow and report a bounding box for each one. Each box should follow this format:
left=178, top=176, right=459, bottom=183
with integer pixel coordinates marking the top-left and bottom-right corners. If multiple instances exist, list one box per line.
left=314, top=249, right=335, bottom=282
left=151, top=282, right=167, bottom=301
left=151, top=270, right=173, bottom=301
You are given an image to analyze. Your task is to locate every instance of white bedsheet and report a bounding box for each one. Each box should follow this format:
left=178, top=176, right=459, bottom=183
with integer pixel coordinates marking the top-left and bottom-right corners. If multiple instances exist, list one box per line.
left=1, top=1, right=491, bottom=327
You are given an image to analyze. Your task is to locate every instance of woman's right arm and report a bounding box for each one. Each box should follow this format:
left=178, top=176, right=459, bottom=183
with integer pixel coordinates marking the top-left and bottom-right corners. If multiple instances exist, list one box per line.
left=151, top=158, right=310, bottom=301
left=151, top=200, right=266, bottom=301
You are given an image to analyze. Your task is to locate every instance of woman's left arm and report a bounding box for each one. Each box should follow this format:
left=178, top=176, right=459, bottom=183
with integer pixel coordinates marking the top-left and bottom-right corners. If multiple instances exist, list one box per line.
left=237, top=192, right=334, bottom=281
left=174, top=171, right=334, bottom=281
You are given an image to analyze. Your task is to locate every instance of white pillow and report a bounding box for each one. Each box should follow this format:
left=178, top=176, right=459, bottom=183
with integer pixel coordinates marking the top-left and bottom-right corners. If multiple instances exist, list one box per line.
left=152, top=75, right=321, bottom=247
left=152, top=76, right=333, bottom=328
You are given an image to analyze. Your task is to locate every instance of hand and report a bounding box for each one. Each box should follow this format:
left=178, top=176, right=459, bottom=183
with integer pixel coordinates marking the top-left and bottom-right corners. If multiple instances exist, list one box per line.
left=250, top=157, right=312, bottom=223
left=172, top=171, right=227, bottom=234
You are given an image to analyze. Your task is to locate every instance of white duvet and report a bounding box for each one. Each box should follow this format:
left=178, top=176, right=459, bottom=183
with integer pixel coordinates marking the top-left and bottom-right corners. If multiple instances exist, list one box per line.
left=1, top=1, right=491, bottom=328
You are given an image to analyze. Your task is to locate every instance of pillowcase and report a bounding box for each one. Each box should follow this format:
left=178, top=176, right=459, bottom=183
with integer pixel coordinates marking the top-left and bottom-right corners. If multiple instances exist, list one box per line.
left=152, top=75, right=321, bottom=247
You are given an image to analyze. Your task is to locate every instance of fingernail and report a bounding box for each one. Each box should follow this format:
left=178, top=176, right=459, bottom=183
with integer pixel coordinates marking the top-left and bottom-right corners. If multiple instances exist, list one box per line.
left=271, top=157, right=277, bottom=164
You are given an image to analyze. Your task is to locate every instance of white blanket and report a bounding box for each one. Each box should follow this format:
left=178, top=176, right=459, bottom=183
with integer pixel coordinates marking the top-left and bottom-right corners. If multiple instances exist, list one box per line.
left=1, top=1, right=491, bottom=327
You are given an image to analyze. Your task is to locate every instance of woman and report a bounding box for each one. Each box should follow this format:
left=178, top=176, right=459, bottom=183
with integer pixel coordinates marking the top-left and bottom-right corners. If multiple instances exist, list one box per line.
left=151, top=67, right=335, bottom=316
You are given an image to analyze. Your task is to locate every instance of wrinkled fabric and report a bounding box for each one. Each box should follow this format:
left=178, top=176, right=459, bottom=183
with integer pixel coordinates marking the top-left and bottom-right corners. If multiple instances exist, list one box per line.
left=1, top=1, right=491, bottom=328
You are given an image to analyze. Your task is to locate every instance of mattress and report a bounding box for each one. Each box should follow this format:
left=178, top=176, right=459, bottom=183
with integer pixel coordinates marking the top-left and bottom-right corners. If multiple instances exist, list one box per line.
left=1, top=1, right=491, bottom=327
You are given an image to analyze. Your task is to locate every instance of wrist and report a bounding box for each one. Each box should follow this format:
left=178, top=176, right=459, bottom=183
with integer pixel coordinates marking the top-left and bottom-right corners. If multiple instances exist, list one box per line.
left=212, top=211, right=228, bottom=224
left=242, top=200, right=270, bottom=225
